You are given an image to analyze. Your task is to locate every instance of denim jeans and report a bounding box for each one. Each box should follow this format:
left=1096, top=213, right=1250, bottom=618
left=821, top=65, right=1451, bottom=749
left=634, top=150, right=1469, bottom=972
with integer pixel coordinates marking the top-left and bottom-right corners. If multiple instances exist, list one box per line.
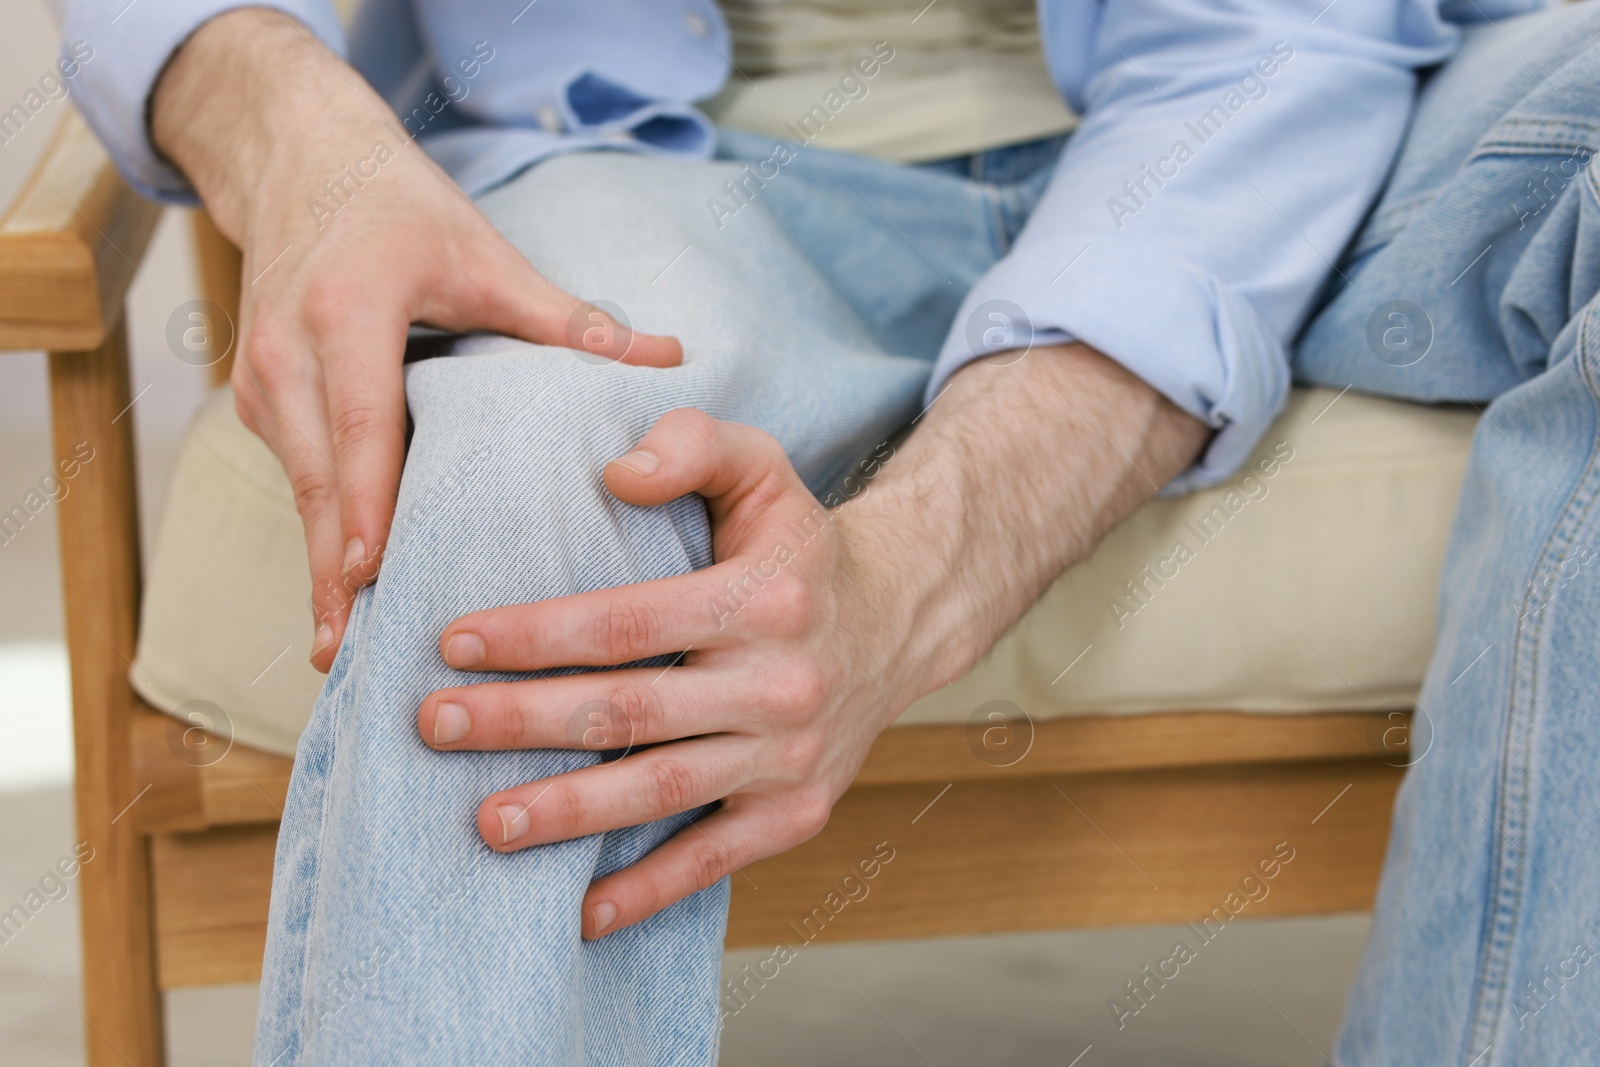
left=254, top=4, right=1600, bottom=1064
left=1296, top=3, right=1600, bottom=1063
left=252, top=125, right=1058, bottom=1065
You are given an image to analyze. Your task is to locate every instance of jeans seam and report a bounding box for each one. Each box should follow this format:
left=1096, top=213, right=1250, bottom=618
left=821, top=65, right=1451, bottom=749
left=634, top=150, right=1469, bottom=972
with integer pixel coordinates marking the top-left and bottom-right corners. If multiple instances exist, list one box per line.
left=1460, top=304, right=1600, bottom=1064
left=1468, top=120, right=1600, bottom=164
left=287, top=598, right=359, bottom=1063
left=981, top=181, right=1009, bottom=260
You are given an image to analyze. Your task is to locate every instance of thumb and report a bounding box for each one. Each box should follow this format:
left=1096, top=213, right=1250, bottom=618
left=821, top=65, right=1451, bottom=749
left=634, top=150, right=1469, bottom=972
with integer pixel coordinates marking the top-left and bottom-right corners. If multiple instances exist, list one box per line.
left=431, top=246, right=683, bottom=368
left=602, top=408, right=800, bottom=522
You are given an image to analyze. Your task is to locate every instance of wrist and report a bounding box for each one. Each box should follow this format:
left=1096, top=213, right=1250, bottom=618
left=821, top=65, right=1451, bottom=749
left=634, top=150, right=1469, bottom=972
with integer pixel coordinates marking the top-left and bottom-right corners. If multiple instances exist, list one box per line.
left=836, top=344, right=1210, bottom=707
left=833, top=469, right=981, bottom=707
left=150, top=7, right=383, bottom=242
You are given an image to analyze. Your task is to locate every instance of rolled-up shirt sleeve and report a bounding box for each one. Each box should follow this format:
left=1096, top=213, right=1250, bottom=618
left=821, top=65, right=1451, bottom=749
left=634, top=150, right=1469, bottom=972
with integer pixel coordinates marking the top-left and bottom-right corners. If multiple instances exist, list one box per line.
left=59, top=0, right=345, bottom=203
left=928, top=0, right=1466, bottom=491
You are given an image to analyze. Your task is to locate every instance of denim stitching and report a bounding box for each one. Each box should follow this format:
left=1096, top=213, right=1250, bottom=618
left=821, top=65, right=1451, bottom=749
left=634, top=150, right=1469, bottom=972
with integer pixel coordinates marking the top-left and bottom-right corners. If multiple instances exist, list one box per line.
left=1460, top=303, right=1600, bottom=1063
left=1469, top=117, right=1600, bottom=160
left=285, top=592, right=363, bottom=1064
left=981, top=180, right=1008, bottom=261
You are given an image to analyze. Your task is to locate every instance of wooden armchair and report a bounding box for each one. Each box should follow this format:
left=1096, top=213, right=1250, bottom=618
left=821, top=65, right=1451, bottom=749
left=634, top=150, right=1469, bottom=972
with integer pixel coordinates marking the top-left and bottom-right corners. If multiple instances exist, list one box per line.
left=0, top=110, right=1408, bottom=1066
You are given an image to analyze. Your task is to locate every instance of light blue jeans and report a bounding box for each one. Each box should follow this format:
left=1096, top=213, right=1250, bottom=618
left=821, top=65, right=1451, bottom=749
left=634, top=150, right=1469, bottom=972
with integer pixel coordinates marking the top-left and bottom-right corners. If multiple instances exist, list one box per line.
left=252, top=123, right=1059, bottom=1065
left=254, top=4, right=1600, bottom=1063
left=1296, top=4, right=1600, bottom=1063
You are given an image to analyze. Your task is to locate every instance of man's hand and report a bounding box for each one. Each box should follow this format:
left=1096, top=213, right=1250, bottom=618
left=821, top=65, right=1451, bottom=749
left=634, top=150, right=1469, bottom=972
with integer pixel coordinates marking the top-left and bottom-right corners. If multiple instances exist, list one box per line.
left=418, top=408, right=924, bottom=938
left=419, top=343, right=1211, bottom=938
left=151, top=9, right=681, bottom=670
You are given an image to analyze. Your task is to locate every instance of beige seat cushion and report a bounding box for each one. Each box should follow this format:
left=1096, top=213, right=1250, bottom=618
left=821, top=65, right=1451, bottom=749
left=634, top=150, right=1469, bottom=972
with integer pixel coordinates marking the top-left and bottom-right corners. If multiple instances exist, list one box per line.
left=132, top=385, right=1477, bottom=757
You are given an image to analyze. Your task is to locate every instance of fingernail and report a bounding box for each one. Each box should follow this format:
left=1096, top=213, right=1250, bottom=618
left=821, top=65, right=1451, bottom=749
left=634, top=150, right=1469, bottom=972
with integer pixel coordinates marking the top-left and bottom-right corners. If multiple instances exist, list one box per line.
left=444, top=632, right=486, bottom=669
left=610, top=449, right=659, bottom=477
left=342, top=536, right=366, bottom=575
left=496, top=803, right=529, bottom=844
left=432, top=701, right=469, bottom=745
left=589, top=900, right=617, bottom=936
left=311, top=623, right=335, bottom=658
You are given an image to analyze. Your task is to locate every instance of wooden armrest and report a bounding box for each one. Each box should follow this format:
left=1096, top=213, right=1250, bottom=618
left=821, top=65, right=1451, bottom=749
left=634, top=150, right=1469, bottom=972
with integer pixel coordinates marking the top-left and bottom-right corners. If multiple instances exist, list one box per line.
left=0, top=108, right=162, bottom=351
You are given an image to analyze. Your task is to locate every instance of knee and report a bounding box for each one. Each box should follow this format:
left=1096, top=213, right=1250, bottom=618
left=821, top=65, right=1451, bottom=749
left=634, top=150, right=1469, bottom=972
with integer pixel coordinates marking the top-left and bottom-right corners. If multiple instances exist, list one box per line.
left=383, top=350, right=710, bottom=607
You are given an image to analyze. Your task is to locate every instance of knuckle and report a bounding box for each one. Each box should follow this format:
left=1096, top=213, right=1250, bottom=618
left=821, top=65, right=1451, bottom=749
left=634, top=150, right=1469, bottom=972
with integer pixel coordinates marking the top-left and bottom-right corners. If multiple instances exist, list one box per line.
left=501, top=698, right=538, bottom=748
left=289, top=469, right=337, bottom=520
left=758, top=575, right=816, bottom=636
left=328, top=402, right=388, bottom=454
left=688, top=843, right=731, bottom=889
left=596, top=598, right=659, bottom=661
left=666, top=407, right=719, bottom=441
left=774, top=663, right=828, bottom=719
left=747, top=425, right=784, bottom=459
left=242, top=323, right=290, bottom=385
left=789, top=792, right=832, bottom=840
left=608, top=683, right=661, bottom=743
left=300, top=280, right=356, bottom=335
left=648, top=757, right=699, bottom=814
left=777, top=731, right=823, bottom=779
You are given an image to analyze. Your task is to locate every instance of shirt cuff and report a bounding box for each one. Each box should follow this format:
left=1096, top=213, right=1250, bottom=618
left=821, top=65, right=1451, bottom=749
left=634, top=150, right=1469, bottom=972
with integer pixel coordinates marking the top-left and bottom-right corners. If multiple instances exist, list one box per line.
left=61, top=0, right=345, bottom=203
left=928, top=237, right=1291, bottom=494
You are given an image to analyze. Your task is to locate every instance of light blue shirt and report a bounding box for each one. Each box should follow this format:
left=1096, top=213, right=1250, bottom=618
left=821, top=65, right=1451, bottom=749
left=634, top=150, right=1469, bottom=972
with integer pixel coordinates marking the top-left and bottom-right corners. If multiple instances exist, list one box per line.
left=60, top=0, right=1540, bottom=488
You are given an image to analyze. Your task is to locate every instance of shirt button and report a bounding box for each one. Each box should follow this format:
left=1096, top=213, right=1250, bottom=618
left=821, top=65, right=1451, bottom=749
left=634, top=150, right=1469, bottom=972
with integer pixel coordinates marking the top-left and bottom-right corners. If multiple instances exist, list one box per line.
left=536, top=105, right=563, bottom=133
left=683, top=11, right=709, bottom=38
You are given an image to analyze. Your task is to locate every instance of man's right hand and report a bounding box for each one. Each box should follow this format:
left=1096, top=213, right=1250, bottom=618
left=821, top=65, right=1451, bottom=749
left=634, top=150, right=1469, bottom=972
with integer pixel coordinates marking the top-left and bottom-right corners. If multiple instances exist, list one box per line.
left=151, top=8, right=683, bottom=671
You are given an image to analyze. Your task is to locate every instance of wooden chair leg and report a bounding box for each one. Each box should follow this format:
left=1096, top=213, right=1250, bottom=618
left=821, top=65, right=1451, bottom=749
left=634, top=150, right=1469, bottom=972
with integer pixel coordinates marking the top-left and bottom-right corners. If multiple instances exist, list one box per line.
left=51, top=319, right=166, bottom=1066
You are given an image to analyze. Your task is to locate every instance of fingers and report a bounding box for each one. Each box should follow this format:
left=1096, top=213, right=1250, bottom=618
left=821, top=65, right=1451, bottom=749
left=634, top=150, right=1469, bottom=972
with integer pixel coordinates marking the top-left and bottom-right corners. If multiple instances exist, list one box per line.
left=427, top=242, right=683, bottom=369
left=439, top=411, right=817, bottom=673
left=602, top=408, right=800, bottom=522
left=419, top=665, right=744, bottom=751
left=316, top=306, right=410, bottom=665
left=438, top=561, right=759, bottom=670
left=476, top=736, right=749, bottom=851
left=580, top=797, right=824, bottom=939
left=233, top=356, right=350, bottom=668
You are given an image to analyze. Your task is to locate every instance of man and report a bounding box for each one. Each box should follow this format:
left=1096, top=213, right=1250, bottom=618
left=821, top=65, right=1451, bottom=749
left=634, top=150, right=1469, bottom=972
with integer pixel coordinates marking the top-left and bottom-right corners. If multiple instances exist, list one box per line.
left=59, top=0, right=1600, bottom=1062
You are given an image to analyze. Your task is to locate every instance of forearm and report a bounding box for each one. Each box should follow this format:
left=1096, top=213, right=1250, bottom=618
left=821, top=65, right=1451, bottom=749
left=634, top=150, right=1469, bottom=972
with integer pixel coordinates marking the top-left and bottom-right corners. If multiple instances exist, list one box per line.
left=150, top=6, right=392, bottom=244
left=850, top=343, right=1209, bottom=696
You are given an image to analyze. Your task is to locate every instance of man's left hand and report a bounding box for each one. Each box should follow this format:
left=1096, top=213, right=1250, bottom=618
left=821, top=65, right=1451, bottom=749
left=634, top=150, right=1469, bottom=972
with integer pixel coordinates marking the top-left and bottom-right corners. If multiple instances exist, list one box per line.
left=418, top=408, right=930, bottom=939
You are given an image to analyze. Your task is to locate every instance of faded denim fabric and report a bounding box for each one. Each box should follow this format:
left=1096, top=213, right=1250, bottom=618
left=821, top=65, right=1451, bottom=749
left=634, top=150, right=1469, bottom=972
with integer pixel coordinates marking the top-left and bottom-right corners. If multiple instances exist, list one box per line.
left=252, top=136, right=1061, bottom=1065
left=1297, top=3, right=1600, bottom=1063
left=243, top=3, right=1600, bottom=1064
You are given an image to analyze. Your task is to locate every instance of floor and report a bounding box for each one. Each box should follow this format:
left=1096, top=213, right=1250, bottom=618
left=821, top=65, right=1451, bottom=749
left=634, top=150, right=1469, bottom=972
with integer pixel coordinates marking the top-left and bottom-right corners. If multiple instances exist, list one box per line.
left=0, top=3, right=1370, bottom=1063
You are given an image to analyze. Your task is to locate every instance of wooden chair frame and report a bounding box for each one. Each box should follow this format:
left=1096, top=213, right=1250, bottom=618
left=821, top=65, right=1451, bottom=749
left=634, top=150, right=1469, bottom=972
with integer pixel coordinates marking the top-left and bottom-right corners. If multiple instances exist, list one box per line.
left=0, top=111, right=1408, bottom=1066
